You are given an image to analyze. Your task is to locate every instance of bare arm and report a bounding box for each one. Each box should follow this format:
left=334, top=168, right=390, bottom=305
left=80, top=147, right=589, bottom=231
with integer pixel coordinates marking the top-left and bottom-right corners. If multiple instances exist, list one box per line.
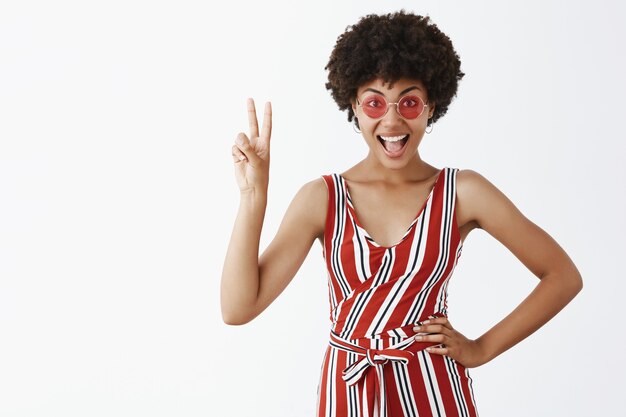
left=458, top=169, right=583, bottom=364
left=220, top=189, right=268, bottom=325
left=221, top=178, right=327, bottom=325
left=221, top=97, right=328, bottom=325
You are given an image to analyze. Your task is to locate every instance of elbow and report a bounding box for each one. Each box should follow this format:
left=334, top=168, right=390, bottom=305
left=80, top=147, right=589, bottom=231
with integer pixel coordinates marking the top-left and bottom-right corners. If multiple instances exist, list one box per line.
left=573, top=273, right=583, bottom=294
left=563, top=270, right=583, bottom=297
left=221, top=307, right=255, bottom=326
left=547, top=264, right=584, bottom=294
left=223, top=318, right=246, bottom=326
left=222, top=314, right=250, bottom=326
left=567, top=263, right=584, bottom=293
left=220, top=291, right=258, bottom=325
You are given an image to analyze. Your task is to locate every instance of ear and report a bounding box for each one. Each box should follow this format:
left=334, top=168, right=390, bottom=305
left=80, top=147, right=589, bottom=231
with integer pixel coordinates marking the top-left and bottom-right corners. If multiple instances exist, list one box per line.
left=428, top=102, right=436, bottom=119
left=351, top=99, right=357, bottom=114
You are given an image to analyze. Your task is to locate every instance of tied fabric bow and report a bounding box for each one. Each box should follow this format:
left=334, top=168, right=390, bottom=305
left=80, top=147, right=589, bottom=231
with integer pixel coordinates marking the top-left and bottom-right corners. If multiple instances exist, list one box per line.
left=341, top=346, right=414, bottom=385
left=329, top=313, right=445, bottom=417
left=342, top=347, right=415, bottom=417
left=329, top=331, right=419, bottom=417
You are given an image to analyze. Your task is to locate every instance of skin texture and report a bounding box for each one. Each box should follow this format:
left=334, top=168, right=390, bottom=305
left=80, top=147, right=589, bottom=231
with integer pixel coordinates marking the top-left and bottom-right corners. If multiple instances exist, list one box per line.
left=221, top=79, right=583, bottom=369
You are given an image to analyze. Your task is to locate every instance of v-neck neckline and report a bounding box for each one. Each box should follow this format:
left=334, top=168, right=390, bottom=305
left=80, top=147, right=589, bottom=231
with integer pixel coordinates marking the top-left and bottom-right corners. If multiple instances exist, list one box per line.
left=338, top=168, right=445, bottom=250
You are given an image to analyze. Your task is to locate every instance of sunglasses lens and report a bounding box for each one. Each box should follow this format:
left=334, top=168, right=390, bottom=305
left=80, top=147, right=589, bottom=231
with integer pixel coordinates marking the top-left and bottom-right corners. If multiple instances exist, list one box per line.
left=398, top=95, right=424, bottom=119
left=360, top=94, right=426, bottom=119
left=360, top=94, right=387, bottom=119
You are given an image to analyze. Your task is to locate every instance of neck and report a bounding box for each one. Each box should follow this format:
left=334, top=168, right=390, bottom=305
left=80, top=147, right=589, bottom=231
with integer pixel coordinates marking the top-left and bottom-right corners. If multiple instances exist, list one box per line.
left=357, top=151, right=433, bottom=184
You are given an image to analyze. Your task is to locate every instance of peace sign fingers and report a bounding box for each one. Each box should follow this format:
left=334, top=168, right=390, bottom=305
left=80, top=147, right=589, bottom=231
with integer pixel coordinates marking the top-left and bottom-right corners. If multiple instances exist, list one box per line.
left=247, top=98, right=260, bottom=140
left=247, top=99, right=272, bottom=152
left=260, top=101, right=272, bottom=144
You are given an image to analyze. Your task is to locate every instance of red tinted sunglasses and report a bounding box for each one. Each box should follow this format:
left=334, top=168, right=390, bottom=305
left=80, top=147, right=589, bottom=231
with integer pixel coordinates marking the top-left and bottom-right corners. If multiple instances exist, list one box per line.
left=356, top=93, right=429, bottom=120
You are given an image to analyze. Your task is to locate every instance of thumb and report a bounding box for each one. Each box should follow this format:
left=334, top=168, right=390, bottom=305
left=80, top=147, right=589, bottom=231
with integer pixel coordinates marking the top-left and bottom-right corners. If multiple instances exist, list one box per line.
left=235, top=133, right=261, bottom=166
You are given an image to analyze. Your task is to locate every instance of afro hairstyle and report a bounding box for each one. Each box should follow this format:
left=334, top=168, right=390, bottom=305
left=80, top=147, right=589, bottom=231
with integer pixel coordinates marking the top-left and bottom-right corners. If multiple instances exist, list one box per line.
left=325, top=10, right=464, bottom=129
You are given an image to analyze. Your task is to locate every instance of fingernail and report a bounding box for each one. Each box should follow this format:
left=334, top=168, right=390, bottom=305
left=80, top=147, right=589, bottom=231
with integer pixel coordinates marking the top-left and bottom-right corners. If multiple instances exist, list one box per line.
left=236, top=136, right=243, bottom=145
left=422, top=320, right=430, bottom=324
left=414, top=335, right=423, bottom=341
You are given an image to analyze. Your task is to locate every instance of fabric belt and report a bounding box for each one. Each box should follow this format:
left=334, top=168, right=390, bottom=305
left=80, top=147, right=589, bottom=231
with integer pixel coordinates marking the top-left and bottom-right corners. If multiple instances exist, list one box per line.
left=328, top=313, right=445, bottom=417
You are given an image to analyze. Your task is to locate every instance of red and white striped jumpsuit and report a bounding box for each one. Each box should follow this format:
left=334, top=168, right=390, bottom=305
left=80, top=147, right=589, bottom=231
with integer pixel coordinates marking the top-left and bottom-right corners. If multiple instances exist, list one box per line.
left=316, top=167, right=479, bottom=417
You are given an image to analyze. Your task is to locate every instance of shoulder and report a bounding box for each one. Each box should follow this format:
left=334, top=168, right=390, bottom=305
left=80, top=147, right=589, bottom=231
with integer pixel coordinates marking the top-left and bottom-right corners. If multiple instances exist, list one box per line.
left=455, top=167, right=521, bottom=230
left=455, top=168, right=501, bottom=196
left=291, top=176, right=329, bottom=240
left=298, top=175, right=329, bottom=200
left=455, top=168, right=488, bottom=191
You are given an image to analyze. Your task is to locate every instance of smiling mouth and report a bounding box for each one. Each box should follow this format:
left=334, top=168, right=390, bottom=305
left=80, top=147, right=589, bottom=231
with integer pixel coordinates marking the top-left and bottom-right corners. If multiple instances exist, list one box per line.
left=377, top=134, right=409, bottom=153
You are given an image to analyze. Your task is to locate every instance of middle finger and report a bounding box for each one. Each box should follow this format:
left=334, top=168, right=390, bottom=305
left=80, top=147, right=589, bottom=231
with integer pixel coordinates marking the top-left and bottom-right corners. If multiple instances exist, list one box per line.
left=261, top=101, right=272, bottom=141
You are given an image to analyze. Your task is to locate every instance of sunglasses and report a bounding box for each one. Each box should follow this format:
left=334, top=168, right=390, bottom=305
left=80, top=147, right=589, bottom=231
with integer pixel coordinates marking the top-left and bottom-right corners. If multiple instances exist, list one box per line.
left=356, top=93, right=429, bottom=120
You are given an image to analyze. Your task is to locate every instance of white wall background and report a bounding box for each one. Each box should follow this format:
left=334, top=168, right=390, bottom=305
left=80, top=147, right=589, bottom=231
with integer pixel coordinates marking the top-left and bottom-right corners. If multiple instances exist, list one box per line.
left=1, top=0, right=624, bottom=415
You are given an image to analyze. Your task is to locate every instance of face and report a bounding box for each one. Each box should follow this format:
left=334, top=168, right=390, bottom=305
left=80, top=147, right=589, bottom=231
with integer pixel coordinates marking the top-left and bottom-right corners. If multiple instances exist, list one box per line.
left=351, top=78, right=435, bottom=167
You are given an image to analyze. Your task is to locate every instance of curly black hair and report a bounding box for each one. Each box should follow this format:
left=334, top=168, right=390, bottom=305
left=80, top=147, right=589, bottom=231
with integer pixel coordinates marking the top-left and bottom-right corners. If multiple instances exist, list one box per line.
left=325, top=10, right=464, bottom=129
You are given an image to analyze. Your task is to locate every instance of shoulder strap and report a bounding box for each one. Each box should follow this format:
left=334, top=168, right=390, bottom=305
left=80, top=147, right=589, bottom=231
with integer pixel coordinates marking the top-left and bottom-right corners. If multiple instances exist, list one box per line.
left=447, top=167, right=459, bottom=211
left=447, top=167, right=462, bottom=246
left=320, top=175, right=337, bottom=258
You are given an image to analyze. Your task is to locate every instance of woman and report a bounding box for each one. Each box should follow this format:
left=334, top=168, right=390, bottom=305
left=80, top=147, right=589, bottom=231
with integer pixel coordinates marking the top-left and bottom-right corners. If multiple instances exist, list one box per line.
left=221, top=10, right=583, bottom=417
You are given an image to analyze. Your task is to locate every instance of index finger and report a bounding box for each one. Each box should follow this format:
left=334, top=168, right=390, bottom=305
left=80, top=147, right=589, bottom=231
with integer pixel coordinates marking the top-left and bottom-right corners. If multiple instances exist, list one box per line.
left=247, top=98, right=259, bottom=139
left=261, top=101, right=272, bottom=140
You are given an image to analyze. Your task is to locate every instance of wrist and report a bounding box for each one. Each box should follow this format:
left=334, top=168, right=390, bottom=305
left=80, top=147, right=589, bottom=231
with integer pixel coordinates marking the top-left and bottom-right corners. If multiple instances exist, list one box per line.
left=240, top=187, right=268, bottom=205
left=240, top=184, right=267, bottom=197
left=474, top=336, right=494, bottom=366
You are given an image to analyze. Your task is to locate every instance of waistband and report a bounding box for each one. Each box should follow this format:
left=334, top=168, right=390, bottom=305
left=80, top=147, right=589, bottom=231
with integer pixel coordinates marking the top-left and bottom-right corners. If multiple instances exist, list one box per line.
left=328, top=312, right=446, bottom=417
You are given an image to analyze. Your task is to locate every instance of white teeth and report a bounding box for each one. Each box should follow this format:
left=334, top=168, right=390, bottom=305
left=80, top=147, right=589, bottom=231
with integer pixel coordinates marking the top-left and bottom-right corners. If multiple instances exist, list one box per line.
left=379, top=135, right=408, bottom=142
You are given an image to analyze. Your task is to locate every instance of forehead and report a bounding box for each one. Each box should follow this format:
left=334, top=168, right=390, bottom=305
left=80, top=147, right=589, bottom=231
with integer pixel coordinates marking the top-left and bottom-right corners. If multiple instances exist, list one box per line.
left=357, top=78, right=426, bottom=96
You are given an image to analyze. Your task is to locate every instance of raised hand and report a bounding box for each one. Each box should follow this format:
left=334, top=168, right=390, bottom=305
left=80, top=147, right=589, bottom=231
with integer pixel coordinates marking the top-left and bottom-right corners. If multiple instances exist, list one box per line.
left=231, top=98, right=272, bottom=195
